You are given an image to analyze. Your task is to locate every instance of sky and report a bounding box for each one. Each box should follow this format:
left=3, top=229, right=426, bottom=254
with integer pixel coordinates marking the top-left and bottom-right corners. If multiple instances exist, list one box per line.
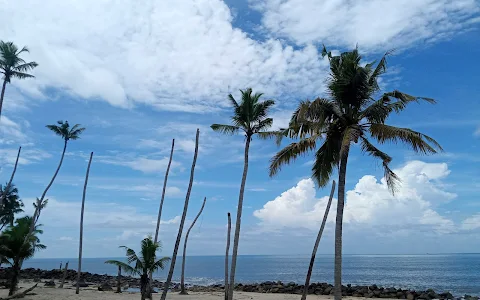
left=0, top=0, right=479, bottom=258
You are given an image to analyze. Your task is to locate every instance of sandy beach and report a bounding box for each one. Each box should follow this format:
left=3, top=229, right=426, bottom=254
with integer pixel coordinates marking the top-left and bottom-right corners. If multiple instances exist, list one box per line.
left=0, top=281, right=393, bottom=300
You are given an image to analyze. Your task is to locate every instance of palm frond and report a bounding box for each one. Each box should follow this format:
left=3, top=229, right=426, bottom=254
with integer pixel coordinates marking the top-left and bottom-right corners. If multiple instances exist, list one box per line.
left=228, top=94, right=239, bottom=108
left=369, top=124, right=443, bottom=154
left=269, top=135, right=319, bottom=177
left=360, top=137, right=400, bottom=193
left=253, top=118, right=273, bottom=132
left=151, top=256, right=171, bottom=272
left=105, top=260, right=138, bottom=275
left=257, top=131, right=282, bottom=141
left=10, top=71, right=35, bottom=79
left=210, top=124, right=240, bottom=135
left=13, top=61, right=38, bottom=73
left=311, top=133, right=341, bottom=187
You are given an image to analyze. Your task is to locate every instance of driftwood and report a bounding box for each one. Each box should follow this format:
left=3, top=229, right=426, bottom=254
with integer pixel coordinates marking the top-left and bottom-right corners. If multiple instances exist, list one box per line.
left=59, top=261, right=69, bottom=288
left=0, top=283, right=38, bottom=299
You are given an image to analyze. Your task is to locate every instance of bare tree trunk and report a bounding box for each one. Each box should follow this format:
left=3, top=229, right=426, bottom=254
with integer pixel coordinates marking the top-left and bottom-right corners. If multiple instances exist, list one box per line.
left=180, top=197, right=207, bottom=294
left=228, top=136, right=251, bottom=300
left=27, top=139, right=68, bottom=243
left=334, top=146, right=350, bottom=300
left=8, top=259, right=20, bottom=296
left=59, top=261, right=62, bottom=271
left=0, top=146, right=21, bottom=207
left=0, top=79, right=7, bottom=121
left=301, top=181, right=336, bottom=300
left=225, top=212, right=231, bottom=300
left=76, top=152, right=93, bottom=294
left=149, top=139, right=175, bottom=290
left=160, top=129, right=199, bottom=300
left=59, top=261, right=69, bottom=288
left=1, top=283, right=37, bottom=300
left=116, top=266, right=122, bottom=293
left=141, top=274, right=149, bottom=300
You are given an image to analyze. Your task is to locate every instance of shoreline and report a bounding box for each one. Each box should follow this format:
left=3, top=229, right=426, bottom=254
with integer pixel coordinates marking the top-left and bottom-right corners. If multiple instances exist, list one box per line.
left=1, top=268, right=478, bottom=300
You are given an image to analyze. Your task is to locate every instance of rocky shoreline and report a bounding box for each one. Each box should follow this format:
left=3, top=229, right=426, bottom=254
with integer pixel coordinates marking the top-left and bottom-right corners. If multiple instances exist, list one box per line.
left=0, top=268, right=478, bottom=300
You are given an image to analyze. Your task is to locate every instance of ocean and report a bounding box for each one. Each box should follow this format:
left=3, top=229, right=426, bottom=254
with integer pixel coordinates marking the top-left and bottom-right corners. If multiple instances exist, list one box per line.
left=23, top=254, right=480, bottom=296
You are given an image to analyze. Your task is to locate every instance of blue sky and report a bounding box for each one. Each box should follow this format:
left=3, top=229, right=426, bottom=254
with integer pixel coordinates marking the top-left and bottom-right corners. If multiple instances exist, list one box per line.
left=0, top=0, right=479, bottom=258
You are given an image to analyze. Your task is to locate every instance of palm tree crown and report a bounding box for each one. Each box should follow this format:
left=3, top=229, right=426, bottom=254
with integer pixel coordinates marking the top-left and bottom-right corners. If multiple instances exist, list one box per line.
left=0, top=41, right=38, bottom=83
left=105, top=236, right=170, bottom=276
left=211, top=88, right=275, bottom=140
left=270, top=47, right=442, bottom=192
left=0, top=183, right=24, bottom=229
left=46, top=120, right=86, bottom=141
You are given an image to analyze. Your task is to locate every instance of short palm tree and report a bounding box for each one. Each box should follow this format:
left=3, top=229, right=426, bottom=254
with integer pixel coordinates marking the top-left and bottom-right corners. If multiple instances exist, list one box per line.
left=0, top=183, right=24, bottom=230
left=0, top=41, right=38, bottom=120
left=0, top=216, right=45, bottom=296
left=29, top=121, right=85, bottom=235
left=270, top=47, right=442, bottom=300
left=211, top=88, right=275, bottom=300
left=105, top=236, right=170, bottom=300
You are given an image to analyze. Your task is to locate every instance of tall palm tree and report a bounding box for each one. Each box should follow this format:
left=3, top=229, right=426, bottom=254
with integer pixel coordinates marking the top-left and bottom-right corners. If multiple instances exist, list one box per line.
left=28, top=121, right=85, bottom=237
left=180, top=197, right=207, bottom=294
left=270, top=47, right=442, bottom=300
left=225, top=212, right=231, bottom=300
left=211, top=88, right=276, bottom=300
left=0, top=216, right=45, bottom=296
left=76, top=152, right=93, bottom=294
left=0, top=41, right=38, bottom=120
left=160, top=129, right=199, bottom=300
left=0, top=146, right=21, bottom=208
left=0, top=183, right=24, bottom=231
left=105, top=236, right=170, bottom=300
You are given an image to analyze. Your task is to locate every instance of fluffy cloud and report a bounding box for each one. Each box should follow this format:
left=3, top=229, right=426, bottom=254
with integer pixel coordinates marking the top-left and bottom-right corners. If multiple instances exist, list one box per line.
left=253, top=0, right=480, bottom=50
left=254, top=161, right=457, bottom=234
left=1, top=0, right=329, bottom=112
left=462, top=214, right=480, bottom=230
left=95, top=153, right=182, bottom=174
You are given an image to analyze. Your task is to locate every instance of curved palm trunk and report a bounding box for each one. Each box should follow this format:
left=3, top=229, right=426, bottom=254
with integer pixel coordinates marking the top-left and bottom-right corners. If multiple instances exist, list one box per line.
left=301, top=181, right=336, bottom=300
left=180, top=197, right=206, bottom=294
left=116, top=266, right=122, bottom=293
left=28, top=139, right=68, bottom=237
left=8, top=258, right=20, bottom=296
left=149, top=139, right=175, bottom=290
left=0, top=79, right=7, bottom=121
left=334, top=146, right=350, bottom=300
left=225, top=212, right=231, bottom=300
left=76, top=152, right=93, bottom=294
left=0, top=146, right=21, bottom=208
left=160, top=129, right=199, bottom=300
left=228, top=136, right=251, bottom=300
left=59, top=261, right=69, bottom=288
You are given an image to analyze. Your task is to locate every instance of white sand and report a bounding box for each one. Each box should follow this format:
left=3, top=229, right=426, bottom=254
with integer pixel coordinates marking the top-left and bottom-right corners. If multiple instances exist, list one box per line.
left=0, top=281, right=387, bottom=300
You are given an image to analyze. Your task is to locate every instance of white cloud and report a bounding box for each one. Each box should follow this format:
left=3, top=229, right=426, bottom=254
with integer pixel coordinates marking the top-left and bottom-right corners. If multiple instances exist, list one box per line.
left=253, top=0, right=480, bottom=50
left=0, top=116, right=29, bottom=145
left=254, top=161, right=457, bottom=234
left=166, top=186, right=183, bottom=197
left=96, top=154, right=181, bottom=174
left=474, top=127, right=480, bottom=137
left=249, top=188, right=268, bottom=192
left=58, top=236, right=74, bottom=241
left=461, top=214, right=480, bottom=230
left=0, top=148, right=51, bottom=166
left=1, top=0, right=329, bottom=112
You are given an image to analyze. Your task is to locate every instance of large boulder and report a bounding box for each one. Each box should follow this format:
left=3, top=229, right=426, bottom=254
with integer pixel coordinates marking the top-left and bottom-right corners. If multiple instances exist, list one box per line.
left=74, top=279, right=89, bottom=288
left=44, top=280, right=55, bottom=287
left=98, top=282, right=113, bottom=291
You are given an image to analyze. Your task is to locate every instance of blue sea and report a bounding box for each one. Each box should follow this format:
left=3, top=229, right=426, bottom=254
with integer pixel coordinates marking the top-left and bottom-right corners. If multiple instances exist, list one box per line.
left=23, top=254, right=480, bottom=296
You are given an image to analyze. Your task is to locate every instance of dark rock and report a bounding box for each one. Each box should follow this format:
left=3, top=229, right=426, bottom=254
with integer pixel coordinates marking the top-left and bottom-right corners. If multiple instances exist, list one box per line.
left=44, top=280, right=55, bottom=287
left=98, top=282, right=113, bottom=291
left=75, top=279, right=89, bottom=288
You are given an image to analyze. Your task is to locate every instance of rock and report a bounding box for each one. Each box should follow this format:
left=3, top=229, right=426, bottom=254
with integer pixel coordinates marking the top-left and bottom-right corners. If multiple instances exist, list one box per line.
left=75, top=279, right=89, bottom=288
left=44, top=280, right=55, bottom=287
left=464, top=295, right=479, bottom=300
left=98, top=282, right=113, bottom=291
left=33, top=277, right=41, bottom=283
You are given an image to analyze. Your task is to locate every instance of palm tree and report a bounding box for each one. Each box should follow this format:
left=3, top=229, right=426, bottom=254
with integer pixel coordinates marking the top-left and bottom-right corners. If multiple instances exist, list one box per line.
left=0, top=41, right=38, bottom=120
left=28, top=121, right=85, bottom=238
left=0, top=146, right=21, bottom=208
left=270, top=47, right=442, bottom=300
left=301, top=181, right=335, bottom=300
left=160, top=129, right=199, bottom=300
left=180, top=197, right=207, bottom=294
left=211, top=88, right=275, bottom=300
left=105, top=236, right=170, bottom=300
left=0, top=183, right=24, bottom=231
left=76, top=152, right=93, bottom=294
left=0, top=216, right=45, bottom=296
left=225, top=212, right=231, bottom=300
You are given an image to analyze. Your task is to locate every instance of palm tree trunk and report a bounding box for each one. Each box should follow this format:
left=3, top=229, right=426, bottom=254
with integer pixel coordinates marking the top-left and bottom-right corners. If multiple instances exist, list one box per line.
left=8, top=259, right=20, bottom=296
left=149, top=139, right=175, bottom=289
left=59, top=261, right=69, bottom=288
left=76, top=152, right=93, bottom=294
left=0, top=79, right=7, bottom=121
left=0, top=146, right=21, bottom=208
left=228, top=136, right=251, bottom=300
left=116, top=265, right=122, bottom=293
left=160, top=129, right=200, bottom=300
left=301, top=181, right=336, bottom=300
left=141, top=274, right=149, bottom=300
left=334, top=146, right=350, bottom=300
left=225, top=212, right=231, bottom=300
left=180, top=197, right=206, bottom=294
left=28, top=139, right=68, bottom=238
